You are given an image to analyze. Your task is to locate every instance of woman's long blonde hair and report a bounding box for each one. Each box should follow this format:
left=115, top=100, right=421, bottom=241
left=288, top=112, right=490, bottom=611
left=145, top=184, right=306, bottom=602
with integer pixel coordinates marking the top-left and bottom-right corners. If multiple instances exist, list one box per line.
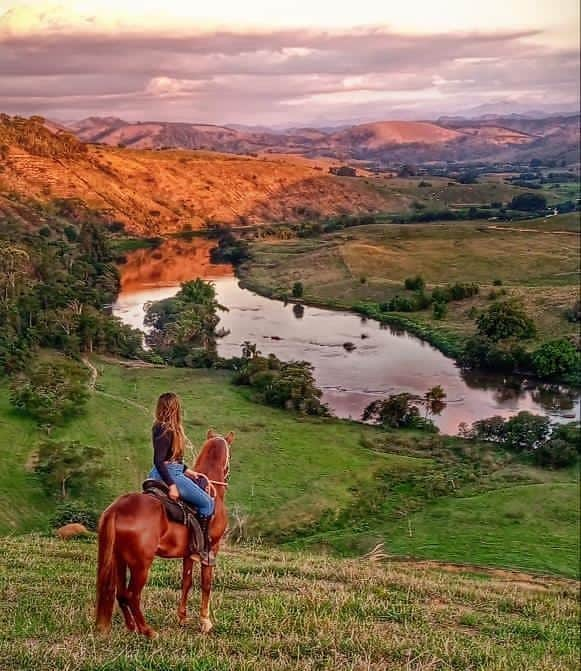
left=154, top=392, right=189, bottom=461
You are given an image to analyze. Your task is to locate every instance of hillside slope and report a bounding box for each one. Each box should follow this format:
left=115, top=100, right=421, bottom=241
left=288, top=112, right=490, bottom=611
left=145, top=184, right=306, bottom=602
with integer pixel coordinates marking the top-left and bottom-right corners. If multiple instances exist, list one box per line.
left=0, top=536, right=577, bottom=671
left=1, top=357, right=578, bottom=578
left=67, top=114, right=579, bottom=162
left=0, top=116, right=394, bottom=235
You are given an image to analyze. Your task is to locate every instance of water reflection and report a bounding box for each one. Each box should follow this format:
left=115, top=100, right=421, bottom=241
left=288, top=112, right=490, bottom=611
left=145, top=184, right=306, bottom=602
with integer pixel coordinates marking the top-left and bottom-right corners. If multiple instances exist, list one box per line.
left=113, top=238, right=580, bottom=434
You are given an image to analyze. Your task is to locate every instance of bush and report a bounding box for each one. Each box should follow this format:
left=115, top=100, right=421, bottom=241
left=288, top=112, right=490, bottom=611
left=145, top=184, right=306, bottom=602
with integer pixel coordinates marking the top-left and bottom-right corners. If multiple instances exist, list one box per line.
left=432, top=283, right=479, bottom=304
left=292, top=281, right=304, bottom=298
left=386, top=295, right=417, bottom=312
left=476, top=300, right=536, bottom=342
left=52, top=501, right=99, bottom=530
left=233, top=351, right=328, bottom=416
left=564, top=301, right=581, bottom=323
left=534, top=438, right=578, bottom=469
left=363, top=393, right=421, bottom=429
left=531, top=340, right=580, bottom=378
left=35, top=439, right=106, bottom=498
left=465, top=413, right=578, bottom=468
left=10, top=358, right=89, bottom=426
left=458, top=171, right=478, bottom=184
left=433, top=302, right=447, bottom=320
left=510, top=193, right=547, bottom=211
left=537, top=422, right=580, bottom=467
left=503, top=412, right=551, bottom=452
left=404, top=275, right=425, bottom=291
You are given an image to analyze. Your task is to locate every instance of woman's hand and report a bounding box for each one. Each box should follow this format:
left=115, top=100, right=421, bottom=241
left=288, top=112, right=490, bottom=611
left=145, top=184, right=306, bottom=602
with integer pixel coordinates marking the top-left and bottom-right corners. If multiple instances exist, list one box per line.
left=168, top=484, right=179, bottom=501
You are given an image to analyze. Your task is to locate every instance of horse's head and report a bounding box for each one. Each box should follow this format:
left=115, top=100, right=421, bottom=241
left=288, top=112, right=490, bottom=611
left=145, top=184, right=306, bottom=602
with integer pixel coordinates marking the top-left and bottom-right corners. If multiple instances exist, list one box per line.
left=196, top=428, right=235, bottom=485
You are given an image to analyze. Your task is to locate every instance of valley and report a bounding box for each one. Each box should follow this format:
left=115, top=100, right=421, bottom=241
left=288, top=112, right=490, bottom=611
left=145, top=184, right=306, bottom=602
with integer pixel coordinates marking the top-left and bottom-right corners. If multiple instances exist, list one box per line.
left=240, top=214, right=580, bottom=360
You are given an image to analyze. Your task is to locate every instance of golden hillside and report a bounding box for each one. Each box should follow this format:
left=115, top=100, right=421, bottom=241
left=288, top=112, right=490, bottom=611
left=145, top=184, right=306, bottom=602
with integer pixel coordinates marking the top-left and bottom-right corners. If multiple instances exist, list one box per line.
left=0, top=116, right=397, bottom=235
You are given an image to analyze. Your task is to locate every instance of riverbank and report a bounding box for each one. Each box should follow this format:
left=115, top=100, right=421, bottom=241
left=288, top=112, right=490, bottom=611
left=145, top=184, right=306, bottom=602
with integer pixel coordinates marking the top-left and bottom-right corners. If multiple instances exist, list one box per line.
left=237, top=273, right=465, bottom=359
left=237, top=216, right=580, bottom=382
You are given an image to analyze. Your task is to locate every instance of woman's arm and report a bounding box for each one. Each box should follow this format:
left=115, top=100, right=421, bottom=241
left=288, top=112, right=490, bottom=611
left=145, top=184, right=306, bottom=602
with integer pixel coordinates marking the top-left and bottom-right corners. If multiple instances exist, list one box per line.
left=153, top=425, right=175, bottom=486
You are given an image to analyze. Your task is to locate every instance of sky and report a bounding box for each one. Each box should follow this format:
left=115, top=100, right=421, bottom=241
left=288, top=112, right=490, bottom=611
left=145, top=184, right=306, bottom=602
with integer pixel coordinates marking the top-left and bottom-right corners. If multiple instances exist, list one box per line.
left=0, top=0, right=579, bottom=126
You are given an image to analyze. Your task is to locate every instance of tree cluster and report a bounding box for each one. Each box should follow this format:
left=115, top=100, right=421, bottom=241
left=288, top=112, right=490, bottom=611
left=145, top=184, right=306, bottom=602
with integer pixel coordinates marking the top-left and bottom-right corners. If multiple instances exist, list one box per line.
left=232, top=344, right=328, bottom=416
left=460, top=412, right=579, bottom=469
left=145, top=278, right=227, bottom=367
left=0, top=218, right=143, bottom=375
left=362, top=386, right=447, bottom=431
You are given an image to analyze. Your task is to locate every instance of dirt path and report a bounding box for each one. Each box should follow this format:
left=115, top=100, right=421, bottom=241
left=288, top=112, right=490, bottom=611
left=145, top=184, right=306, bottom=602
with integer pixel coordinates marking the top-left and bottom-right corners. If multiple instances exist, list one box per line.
left=81, top=356, right=149, bottom=413
left=81, top=357, right=98, bottom=390
left=486, top=224, right=578, bottom=235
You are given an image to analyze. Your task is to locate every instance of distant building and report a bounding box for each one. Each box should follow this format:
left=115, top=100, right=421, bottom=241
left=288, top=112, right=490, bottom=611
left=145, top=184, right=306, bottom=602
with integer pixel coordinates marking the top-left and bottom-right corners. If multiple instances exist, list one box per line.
left=329, top=165, right=357, bottom=177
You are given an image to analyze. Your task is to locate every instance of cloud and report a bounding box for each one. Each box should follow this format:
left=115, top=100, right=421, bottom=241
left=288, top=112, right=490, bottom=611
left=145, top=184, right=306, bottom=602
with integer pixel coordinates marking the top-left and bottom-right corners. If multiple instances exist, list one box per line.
left=0, top=18, right=578, bottom=124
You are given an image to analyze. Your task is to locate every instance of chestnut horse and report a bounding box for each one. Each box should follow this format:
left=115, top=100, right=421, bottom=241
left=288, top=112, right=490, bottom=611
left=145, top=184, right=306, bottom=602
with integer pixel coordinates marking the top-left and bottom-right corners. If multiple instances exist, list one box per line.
left=95, top=429, right=233, bottom=637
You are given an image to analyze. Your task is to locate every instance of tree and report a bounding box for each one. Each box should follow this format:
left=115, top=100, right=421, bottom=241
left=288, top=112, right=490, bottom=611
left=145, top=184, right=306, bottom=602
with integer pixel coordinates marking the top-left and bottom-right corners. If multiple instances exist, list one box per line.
left=292, top=281, right=304, bottom=298
left=533, top=422, right=580, bottom=468
left=404, top=276, right=425, bottom=291
left=241, top=341, right=260, bottom=359
left=510, top=193, right=547, bottom=211
left=476, top=300, right=536, bottom=342
left=145, top=279, right=227, bottom=366
left=10, top=358, right=89, bottom=427
left=233, top=352, right=328, bottom=415
left=467, top=415, right=507, bottom=442
left=35, top=439, right=105, bottom=498
left=423, top=385, right=447, bottom=418
left=531, top=340, right=580, bottom=378
left=398, top=164, right=416, bottom=177
left=433, top=301, right=447, bottom=320
left=458, top=171, right=478, bottom=184
left=503, top=412, right=551, bottom=453
left=363, top=393, right=421, bottom=429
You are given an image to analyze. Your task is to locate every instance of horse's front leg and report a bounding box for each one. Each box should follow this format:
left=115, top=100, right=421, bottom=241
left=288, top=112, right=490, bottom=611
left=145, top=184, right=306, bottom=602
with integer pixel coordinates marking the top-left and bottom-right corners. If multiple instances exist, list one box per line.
left=178, top=555, right=194, bottom=624
left=199, top=564, right=214, bottom=633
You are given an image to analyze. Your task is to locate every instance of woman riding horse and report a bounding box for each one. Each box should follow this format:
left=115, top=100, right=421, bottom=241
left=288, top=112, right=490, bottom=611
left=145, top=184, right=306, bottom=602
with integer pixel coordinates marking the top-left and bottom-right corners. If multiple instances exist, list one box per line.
left=95, top=393, right=233, bottom=637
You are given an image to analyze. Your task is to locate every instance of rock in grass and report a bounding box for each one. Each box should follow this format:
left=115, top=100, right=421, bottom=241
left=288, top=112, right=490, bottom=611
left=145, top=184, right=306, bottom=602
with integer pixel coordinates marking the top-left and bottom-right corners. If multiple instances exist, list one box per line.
left=56, top=523, right=90, bottom=540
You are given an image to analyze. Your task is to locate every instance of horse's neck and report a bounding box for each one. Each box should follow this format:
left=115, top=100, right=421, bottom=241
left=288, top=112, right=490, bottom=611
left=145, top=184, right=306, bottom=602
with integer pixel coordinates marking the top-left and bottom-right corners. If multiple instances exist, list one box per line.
left=194, top=439, right=228, bottom=484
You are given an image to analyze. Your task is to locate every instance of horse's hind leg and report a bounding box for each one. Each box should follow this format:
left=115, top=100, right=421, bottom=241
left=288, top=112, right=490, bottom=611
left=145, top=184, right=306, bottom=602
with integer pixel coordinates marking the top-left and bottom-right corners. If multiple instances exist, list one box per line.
left=116, top=559, right=136, bottom=632
left=127, top=558, right=157, bottom=639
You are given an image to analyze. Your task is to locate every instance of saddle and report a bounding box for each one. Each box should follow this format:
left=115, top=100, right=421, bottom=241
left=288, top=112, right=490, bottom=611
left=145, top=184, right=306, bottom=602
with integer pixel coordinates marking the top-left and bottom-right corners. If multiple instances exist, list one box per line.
left=142, top=479, right=204, bottom=557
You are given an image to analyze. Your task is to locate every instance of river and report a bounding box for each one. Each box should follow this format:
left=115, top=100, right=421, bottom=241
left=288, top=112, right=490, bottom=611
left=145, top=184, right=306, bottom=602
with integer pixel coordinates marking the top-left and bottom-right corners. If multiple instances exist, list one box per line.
left=113, top=238, right=580, bottom=434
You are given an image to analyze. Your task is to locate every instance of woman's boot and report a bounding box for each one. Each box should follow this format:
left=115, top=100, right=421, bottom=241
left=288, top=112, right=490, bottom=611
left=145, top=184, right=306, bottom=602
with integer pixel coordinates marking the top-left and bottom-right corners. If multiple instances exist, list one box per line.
left=198, top=516, right=216, bottom=566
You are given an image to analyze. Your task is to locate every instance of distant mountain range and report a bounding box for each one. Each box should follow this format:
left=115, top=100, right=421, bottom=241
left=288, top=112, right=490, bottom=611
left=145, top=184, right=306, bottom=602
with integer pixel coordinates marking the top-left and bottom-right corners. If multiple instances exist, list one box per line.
left=67, top=114, right=580, bottom=164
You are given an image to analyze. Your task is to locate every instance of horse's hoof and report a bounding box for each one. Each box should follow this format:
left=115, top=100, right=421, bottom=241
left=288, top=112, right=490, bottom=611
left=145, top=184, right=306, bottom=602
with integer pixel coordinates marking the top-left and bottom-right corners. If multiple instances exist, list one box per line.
left=178, top=616, right=190, bottom=627
left=143, top=627, right=159, bottom=639
left=200, top=617, right=213, bottom=634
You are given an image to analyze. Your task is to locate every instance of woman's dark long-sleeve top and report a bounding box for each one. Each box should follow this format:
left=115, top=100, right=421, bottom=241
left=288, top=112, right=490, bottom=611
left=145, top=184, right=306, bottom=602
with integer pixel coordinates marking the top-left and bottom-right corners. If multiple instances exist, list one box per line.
left=152, top=423, right=183, bottom=486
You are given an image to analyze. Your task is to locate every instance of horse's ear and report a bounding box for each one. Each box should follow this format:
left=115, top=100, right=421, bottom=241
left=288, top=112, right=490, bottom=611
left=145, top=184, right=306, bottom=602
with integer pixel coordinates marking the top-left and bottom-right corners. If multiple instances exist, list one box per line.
left=207, top=428, right=217, bottom=439
left=225, top=431, right=235, bottom=445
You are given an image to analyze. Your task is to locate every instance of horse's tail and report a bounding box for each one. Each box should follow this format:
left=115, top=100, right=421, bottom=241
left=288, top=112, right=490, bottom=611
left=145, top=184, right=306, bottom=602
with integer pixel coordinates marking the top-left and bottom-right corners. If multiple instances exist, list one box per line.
left=95, top=506, right=117, bottom=634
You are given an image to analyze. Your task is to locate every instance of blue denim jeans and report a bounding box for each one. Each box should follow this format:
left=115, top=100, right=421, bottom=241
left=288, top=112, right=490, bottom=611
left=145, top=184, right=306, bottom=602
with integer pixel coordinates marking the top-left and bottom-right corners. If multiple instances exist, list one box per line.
left=149, top=463, right=214, bottom=517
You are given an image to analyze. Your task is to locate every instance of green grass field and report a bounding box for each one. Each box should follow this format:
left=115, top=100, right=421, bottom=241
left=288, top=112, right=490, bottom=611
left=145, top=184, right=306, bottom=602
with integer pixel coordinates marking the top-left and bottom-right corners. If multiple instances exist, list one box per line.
left=0, top=535, right=578, bottom=671
left=240, top=214, right=580, bottom=346
left=1, top=357, right=578, bottom=578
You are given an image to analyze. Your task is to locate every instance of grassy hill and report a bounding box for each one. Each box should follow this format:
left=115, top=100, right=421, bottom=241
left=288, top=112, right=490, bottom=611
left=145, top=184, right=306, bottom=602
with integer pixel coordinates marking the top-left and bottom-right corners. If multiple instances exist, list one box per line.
left=0, top=535, right=578, bottom=671
left=0, top=357, right=578, bottom=578
left=240, top=214, right=580, bottom=349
